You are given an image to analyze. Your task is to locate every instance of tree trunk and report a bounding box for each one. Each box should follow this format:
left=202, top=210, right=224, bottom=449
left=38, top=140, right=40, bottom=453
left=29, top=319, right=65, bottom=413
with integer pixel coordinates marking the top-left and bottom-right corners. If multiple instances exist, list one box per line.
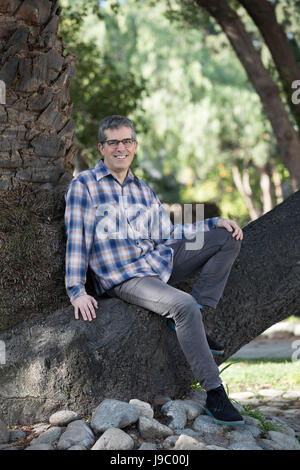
left=195, top=0, right=300, bottom=191
left=0, top=0, right=77, bottom=191
left=238, top=0, right=300, bottom=129
left=0, top=189, right=299, bottom=425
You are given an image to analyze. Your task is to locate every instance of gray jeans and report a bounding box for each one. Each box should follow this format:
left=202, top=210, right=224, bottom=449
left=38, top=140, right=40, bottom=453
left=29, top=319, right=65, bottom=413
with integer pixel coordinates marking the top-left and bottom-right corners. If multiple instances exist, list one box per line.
left=107, top=227, right=242, bottom=391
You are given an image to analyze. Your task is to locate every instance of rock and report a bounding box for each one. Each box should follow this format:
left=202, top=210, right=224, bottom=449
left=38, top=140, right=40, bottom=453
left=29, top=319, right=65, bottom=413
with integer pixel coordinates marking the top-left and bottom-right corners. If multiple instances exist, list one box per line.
left=175, top=428, right=203, bottom=438
left=0, top=419, right=9, bottom=443
left=206, top=445, right=228, bottom=450
left=129, top=399, right=154, bottom=419
left=91, top=399, right=140, bottom=434
left=229, top=429, right=257, bottom=444
left=243, top=416, right=260, bottom=427
left=91, top=428, right=134, bottom=450
left=256, top=438, right=283, bottom=450
left=9, top=429, right=27, bottom=442
left=258, top=389, right=283, bottom=398
left=192, top=415, right=221, bottom=435
left=242, top=424, right=262, bottom=438
left=161, top=399, right=203, bottom=430
left=228, top=442, right=263, bottom=450
left=174, top=434, right=207, bottom=450
left=282, top=390, right=300, bottom=400
left=186, top=389, right=207, bottom=408
left=49, top=410, right=80, bottom=426
left=25, top=443, right=54, bottom=450
left=138, top=442, right=158, bottom=450
left=138, top=416, right=173, bottom=440
left=28, top=426, right=62, bottom=446
left=68, top=445, right=87, bottom=450
left=256, top=406, right=280, bottom=416
left=267, top=430, right=300, bottom=450
left=162, top=435, right=179, bottom=448
left=57, top=420, right=95, bottom=450
left=267, top=417, right=296, bottom=436
left=161, top=401, right=187, bottom=430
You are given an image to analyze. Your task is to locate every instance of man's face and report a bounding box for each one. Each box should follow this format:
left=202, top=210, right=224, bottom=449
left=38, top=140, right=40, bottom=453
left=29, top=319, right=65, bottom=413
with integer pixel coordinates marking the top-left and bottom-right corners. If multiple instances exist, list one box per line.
left=98, top=126, right=138, bottom=175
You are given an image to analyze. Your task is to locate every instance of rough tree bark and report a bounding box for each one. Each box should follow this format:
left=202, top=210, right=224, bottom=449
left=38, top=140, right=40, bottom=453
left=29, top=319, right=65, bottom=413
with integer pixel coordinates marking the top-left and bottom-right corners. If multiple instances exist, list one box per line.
left=195, top=0, right=300, bottom=191
left=0, top=0, right=76, bottom=190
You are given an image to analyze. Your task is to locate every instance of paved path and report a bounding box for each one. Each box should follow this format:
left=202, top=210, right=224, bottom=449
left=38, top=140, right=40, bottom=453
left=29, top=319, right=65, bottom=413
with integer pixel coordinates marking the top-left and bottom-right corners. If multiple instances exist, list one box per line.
left=231, top=338, right=298, bottom=360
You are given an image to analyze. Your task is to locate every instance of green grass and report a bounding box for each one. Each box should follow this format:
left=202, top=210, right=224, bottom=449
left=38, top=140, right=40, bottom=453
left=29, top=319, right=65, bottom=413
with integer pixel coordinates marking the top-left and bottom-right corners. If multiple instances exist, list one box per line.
left=191, top=358, right=300, bottom=394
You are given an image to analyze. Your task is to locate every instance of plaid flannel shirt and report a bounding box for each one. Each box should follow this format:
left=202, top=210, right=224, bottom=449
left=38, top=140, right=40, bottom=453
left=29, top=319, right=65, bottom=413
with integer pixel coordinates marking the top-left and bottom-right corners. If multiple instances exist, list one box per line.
left=64, top=159, right=219, bottom=302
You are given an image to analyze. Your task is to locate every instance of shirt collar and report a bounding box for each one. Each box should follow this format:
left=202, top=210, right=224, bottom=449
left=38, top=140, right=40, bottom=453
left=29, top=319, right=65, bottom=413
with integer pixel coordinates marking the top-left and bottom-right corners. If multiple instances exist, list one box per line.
left=94, top=159, right=139, bottom=185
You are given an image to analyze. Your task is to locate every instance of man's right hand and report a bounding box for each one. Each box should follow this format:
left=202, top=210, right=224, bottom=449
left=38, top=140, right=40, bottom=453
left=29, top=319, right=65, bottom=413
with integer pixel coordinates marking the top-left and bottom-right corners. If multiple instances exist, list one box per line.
left=71, top=294, right=98, bottom=322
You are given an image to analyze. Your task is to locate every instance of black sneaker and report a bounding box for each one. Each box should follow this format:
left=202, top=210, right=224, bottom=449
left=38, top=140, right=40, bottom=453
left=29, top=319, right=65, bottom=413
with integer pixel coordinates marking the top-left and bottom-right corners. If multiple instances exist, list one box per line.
left=205, top=384, right=244, bottom=425
left=166, top=319, right=224, bottom=355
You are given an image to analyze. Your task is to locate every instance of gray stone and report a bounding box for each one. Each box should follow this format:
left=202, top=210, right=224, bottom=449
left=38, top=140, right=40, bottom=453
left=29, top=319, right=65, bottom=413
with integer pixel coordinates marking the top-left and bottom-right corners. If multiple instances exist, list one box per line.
left=175, top=428, right=203, bottom=438
left=129, top=399, right=154, bottom=419
left=91, top=428, right=134, bottom=450
left=228, top=442, right=263, bottom=450
left=9, top=429, right=27, bottom=442
left=186, top=389, right=207, bottom=408
left=267, top=417, right=296, bottom=436
left=174, top=434, right=207, bottom=450
left=206, top=445, right=228, bottom=450
left=49, top=410, right=80, bottom=426
left=243, top=415, right=260, bottom=427
left=57, top=420, right=95, bottom=450
left=68, top=445, right=87, bottom=450
left=256, top=406, right=280, bottom=416
left=242, top=424, right=262, bottom=438
left=91, top=399, right=140, bottom=434
left=192, top=415, right=221, bottom=434
left=229, top=429, right=257, bottom=444
left=0, top=419, right=9, bottom=443
left=138, top=416, right=173, bottom=440
left=161, top=399, right=203, bottom=430
left=138, top=442, right=158, bottom=450
left=161, top=401, right=187, bottom=430
left=282, top=390, right=300, bottom=400
left=25, top=443, right=54, bottom=450
left=267, top=430, right=300, bottom=450
left=162, top=435, right=180, bottom=448
left=29, top=426, right=62, bottom=446
left=256, top=438, right=283, bottom=450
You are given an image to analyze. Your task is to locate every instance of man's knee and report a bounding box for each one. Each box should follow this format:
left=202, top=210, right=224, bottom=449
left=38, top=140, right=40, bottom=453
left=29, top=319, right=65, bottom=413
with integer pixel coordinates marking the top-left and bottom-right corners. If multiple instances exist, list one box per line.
left=170, top=292, right=201, bottom=321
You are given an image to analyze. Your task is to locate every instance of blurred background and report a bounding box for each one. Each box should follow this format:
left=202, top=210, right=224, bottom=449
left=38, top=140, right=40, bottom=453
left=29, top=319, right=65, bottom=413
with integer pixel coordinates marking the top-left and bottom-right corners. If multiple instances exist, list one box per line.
left=59, top=0, right=299, bottom=230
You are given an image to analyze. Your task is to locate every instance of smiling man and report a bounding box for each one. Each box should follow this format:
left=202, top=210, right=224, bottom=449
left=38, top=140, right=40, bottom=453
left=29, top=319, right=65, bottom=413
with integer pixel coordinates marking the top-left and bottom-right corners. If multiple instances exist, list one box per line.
left=64, top=114, right=244, bottom=426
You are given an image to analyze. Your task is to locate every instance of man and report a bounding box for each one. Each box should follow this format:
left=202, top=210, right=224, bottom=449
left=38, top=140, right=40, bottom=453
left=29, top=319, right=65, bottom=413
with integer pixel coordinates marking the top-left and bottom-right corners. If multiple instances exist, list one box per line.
left=64, top=115, right=244, bottom=426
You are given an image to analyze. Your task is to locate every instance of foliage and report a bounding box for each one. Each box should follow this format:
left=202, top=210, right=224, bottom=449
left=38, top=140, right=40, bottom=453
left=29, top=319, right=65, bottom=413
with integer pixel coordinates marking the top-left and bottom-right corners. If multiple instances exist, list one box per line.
left=59, top=0, right=147, bottom=162
left=60, top=0, right=296, bottom=223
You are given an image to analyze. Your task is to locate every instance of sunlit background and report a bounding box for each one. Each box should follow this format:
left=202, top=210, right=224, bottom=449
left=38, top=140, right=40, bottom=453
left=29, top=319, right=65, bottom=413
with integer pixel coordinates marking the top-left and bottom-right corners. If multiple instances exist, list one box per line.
left=59, top=0, right=298, bottom=228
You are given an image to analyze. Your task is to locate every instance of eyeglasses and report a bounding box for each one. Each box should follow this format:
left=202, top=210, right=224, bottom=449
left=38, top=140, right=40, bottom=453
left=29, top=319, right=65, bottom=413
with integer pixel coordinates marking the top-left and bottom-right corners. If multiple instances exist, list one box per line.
left=101, top=138, right=136, bottom=148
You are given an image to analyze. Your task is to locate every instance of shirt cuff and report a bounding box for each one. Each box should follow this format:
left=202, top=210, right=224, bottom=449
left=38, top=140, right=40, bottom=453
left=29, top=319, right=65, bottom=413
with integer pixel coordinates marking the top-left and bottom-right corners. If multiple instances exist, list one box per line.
left=67, top=285, right=87, bottom=303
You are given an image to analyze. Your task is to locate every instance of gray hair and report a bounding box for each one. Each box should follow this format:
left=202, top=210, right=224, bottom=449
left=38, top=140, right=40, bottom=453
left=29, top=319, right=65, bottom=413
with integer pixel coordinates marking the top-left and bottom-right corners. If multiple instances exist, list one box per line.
left=98, top=115, right=137, bottom=143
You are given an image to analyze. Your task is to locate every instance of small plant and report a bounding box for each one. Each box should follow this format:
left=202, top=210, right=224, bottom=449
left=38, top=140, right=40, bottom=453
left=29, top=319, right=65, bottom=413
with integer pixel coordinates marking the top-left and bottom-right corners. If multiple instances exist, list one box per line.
left=241, top=405, right=286, bottom=433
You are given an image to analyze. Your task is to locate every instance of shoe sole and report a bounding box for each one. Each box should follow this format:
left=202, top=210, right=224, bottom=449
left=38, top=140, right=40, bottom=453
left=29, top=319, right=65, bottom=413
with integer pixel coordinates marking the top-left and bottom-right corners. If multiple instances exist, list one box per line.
left=167, top=320, right=224, bottom=355
left=205, top=408, right=244, bottom=425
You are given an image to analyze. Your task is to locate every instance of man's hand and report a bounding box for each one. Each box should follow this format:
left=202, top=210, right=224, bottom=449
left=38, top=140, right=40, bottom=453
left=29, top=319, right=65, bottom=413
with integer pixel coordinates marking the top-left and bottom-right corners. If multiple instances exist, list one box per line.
left=217, top=217, right=243, bottom=240
left=71, top=294, right=98, bottom=322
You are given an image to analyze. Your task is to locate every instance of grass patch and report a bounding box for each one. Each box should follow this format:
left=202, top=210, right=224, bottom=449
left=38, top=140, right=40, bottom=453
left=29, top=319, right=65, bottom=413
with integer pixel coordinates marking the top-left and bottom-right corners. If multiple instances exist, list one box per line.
left=216, top=358, right=300, bottom=394
left=191, top=358, right=300, bottom=394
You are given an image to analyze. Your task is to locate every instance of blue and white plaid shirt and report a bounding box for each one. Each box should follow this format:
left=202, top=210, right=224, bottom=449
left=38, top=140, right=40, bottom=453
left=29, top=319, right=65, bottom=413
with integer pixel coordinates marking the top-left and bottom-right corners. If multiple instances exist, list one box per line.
left=64, top=159, right=219, bottom=302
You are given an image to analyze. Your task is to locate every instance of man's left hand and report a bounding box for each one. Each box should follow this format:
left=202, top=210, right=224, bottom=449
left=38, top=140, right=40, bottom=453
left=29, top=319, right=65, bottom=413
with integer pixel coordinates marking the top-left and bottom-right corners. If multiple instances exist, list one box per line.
left=217, top=217, right=243, bottom=240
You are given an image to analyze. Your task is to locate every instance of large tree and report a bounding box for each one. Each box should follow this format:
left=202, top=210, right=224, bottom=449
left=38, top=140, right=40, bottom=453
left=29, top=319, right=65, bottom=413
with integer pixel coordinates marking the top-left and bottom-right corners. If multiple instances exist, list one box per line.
left=0, top=0, right=299, bottom=425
